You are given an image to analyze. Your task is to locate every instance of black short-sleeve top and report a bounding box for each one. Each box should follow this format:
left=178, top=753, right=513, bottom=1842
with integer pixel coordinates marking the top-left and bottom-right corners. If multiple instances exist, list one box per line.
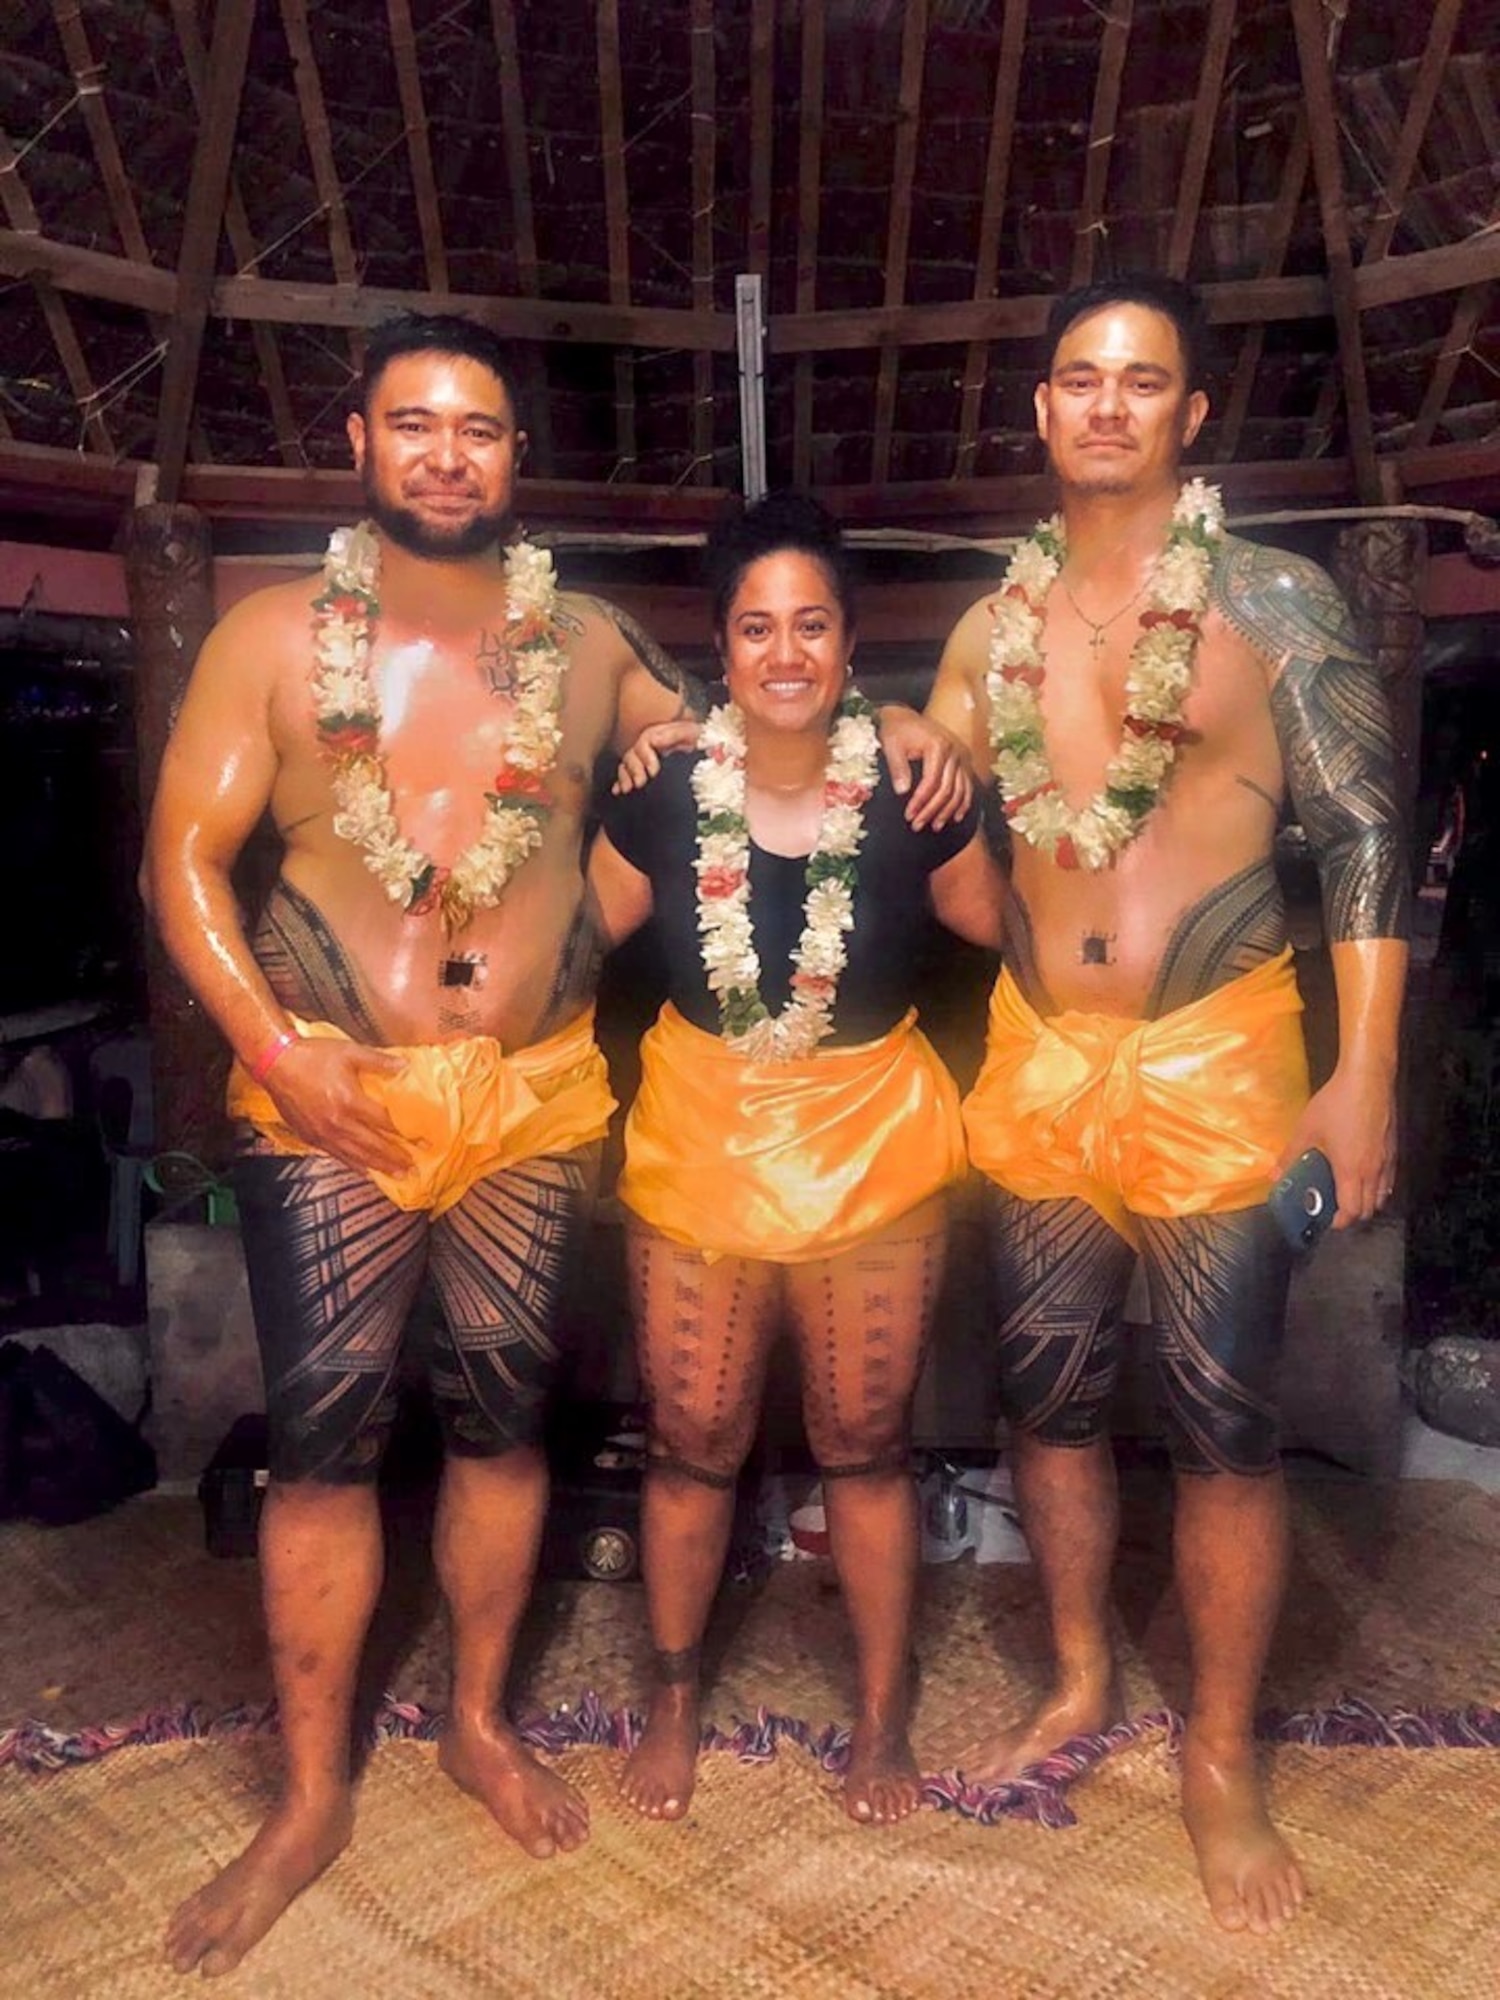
left=600, top=749, right=979, bottom=1045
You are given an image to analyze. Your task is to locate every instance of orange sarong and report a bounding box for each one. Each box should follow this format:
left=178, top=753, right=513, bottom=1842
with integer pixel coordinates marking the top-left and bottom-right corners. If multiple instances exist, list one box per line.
left=962, top=949, right=1309, bottom=1248
left=227, top=1008, right=615, bottom=1217
left=619, top=1004, right=965, bottom=1263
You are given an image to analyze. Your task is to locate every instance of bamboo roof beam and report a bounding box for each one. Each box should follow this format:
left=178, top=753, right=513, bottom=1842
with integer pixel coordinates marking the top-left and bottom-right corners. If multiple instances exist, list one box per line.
left=747, top=0, right=775, bottom=279
left=955, top=0, right=1028, bottom=478
left=1290, top=0, right=1380, bottom=502
left=871, top=0, right=928, bottom=487
left=386, top=0, right=449, bottom=295
left=1165, top=0, right=1236, bottom=278
left=0, top=125, right=112, bottom=453
left=595, top=0, right=636, bottom=478
left=689, top=0, right=716, bottom=485
left=1070, top=0, right=1135, bottom=290
left=152, top=0, right=255, bottom=503
left=792, top=0, right=826, bottom=487
left=169, top=0, right=305, bottom=468
left=486, top=0, right=551, bottom=475
left=278, top=0, right=363, bottom=371
left=1360, top=0, right=1464, bottom=266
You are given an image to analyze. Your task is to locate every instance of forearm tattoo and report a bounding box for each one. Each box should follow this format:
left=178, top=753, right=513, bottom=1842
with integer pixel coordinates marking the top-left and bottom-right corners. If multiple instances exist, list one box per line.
left=581, top=595, right=707, bottom=719
left=1214, top=539, right=1410, bottom=942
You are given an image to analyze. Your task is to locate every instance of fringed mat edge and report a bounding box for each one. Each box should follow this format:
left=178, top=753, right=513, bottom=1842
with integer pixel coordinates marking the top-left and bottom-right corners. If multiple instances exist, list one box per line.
left=4, top=1692, right=1499, bottom=1830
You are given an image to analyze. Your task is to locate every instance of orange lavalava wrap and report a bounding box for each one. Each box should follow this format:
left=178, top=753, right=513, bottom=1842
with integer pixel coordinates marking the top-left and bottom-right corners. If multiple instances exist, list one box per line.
left=619, top=1004, right=965, bottom=1263
left=228, top=1008, right=614, bottom=1216
left=963, top=949, right=1309, bottom=1249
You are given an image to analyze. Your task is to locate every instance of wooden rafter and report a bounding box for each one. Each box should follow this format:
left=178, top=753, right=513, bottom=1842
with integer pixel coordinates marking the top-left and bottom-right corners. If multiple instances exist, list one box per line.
left=1360, top=0, right=1465, bottom=266
left=955, top=0, right=1028, bottom=477
left=1457, top=51, right=1500, bottom=164
left=152, top=0, right=255, bottom=503
left=386, top=0, right=449, bottom=294
left=11, top=225, right=1498, bottom=353
left=0, top=125, right=112, bottom=453
left=689, top=0, right=716, bottom=485
left=278, top=0, right=362, bottom=379
left=1070, top=0, right=1135, bottom=290
left=746, top=0, right=775, bottom=278
left=486, top=0, right=551, bottom=475
left=168, top=0, right=305, bottom=469
left=1299, top=365, right=1342, bottom=460
left=595, top=0, right=636, bottom=476
left=1165, top=0, right=1236, bottom=278
left=1290, top=0, right=1380, bottom=502
left=792, top=0, right=826, bottom=486
left=1216, top=113, right=1312, bottom=463
left=870, top=0, right=928, bottom=487
left=1409, top=276, right=1494, bottom=454
left=58, top=0, right=219, bottom=457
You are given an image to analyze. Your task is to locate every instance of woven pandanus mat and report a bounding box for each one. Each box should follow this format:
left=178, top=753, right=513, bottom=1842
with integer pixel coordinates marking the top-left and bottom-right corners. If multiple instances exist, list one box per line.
left=3, top=1480, right=1499, bottom=1737
left=3, top=1725, right=1498, bottom=1999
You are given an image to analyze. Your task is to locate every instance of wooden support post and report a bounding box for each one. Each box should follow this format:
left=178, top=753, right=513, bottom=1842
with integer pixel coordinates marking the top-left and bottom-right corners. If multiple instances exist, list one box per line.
left=119, top=502, right=232, bottom=1166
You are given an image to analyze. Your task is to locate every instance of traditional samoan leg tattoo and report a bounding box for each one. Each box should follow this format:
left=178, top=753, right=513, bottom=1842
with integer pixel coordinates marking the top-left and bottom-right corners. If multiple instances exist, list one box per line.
left=232, top=1153, right=428, bottom=1482
left=1213, top=538, right=1410, bottom=942
left=983, top=1187, right=1137, bottom=1447
left=785, top=1202, right=946, bottom=1472
left=1137, top=1205, right=1294, bottom=1477
left=1145, top=858, right=1287, bottom=1018
left=422, top=1146, right=600, bottom=1455
left=250, top=880, right=383, bottom=1041
left=625, top=1225, right=779, bottom=1486
left=1000, top=883, right=1059, bottom=1015
left=575, top=595, right=708, bottom=720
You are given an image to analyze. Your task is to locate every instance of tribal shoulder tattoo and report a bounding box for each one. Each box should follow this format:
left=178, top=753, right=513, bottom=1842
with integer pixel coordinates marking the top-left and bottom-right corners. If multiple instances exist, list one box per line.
left=1213, top=536, right=1409, bottom=943
left=573, top=595, right=707, bottom=719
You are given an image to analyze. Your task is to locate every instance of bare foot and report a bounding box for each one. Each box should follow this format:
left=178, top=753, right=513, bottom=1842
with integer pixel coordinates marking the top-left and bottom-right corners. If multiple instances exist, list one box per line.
left=620, top=1686, right=700, bottom=1820
left=843, top=1718, right=922, bottom=1825
left=439, top=1718, right=589, bottom=1858
left=1181, top=1729, right=1306, bottom=1936
left=164, top=1790, right=353, bottom=1977
left=956, top=1676, right=1123, bottom=1787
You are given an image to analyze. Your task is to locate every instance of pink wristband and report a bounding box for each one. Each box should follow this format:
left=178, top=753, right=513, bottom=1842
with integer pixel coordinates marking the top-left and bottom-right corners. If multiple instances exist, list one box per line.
left=249, top=1030, right=297, bottom=1084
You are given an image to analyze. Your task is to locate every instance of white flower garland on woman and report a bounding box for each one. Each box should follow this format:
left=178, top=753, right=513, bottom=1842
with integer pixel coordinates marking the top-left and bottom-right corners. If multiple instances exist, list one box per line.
left=310, top=521, right=568, bottom=933
left=985, top=477, right=1225, bottom=870
left=691, top=695, right=880, bottom=1061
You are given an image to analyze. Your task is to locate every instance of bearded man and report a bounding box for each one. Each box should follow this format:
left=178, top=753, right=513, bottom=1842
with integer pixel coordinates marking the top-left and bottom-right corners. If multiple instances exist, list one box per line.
left=928, top=276, right=1409, bottom=1936
left=145, top=313, right=963, bottom=1977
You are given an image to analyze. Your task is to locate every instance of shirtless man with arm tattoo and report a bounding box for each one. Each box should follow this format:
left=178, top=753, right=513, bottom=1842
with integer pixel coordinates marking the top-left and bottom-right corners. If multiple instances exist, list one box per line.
left=928, top=276, right=1409, bottom=1936
left=144, top=314, right=709, bottom=1978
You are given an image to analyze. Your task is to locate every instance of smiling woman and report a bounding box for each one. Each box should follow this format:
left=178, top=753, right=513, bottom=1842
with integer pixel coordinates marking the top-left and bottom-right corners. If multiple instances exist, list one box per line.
left=584, top=491, right=1005, bottom=1832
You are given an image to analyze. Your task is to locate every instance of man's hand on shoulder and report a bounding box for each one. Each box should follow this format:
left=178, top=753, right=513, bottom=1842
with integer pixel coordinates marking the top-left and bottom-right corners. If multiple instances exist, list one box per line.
left=263, top=1038, right=412, bottom=1176
left=877, top=704, right=974, bottom=830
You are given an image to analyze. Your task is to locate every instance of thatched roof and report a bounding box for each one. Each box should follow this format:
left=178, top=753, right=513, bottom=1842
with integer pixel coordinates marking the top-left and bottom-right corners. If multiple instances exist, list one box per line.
left=1, top=0, right=1497, bottom=544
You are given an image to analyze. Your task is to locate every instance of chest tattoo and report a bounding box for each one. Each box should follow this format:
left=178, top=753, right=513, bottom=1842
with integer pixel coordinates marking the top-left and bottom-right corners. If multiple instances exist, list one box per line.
left=1079, top=931, right=1116, bottom=967
left=475, top=628, right=517, bottom=696
left=439, top=951, right=488, bottom=991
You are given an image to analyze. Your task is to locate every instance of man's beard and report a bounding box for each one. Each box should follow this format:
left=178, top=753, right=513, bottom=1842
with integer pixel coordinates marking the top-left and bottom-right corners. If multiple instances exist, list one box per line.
left=363, top=480, right=511, bottom=561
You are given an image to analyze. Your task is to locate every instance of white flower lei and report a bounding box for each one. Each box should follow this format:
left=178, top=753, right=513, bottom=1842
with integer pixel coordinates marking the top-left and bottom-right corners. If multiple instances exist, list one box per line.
left=985, top=478, right=1225, bottom=869
left=691, top=696, right=880, bottom=1061
left=310, top=520, right=568, bottom=933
